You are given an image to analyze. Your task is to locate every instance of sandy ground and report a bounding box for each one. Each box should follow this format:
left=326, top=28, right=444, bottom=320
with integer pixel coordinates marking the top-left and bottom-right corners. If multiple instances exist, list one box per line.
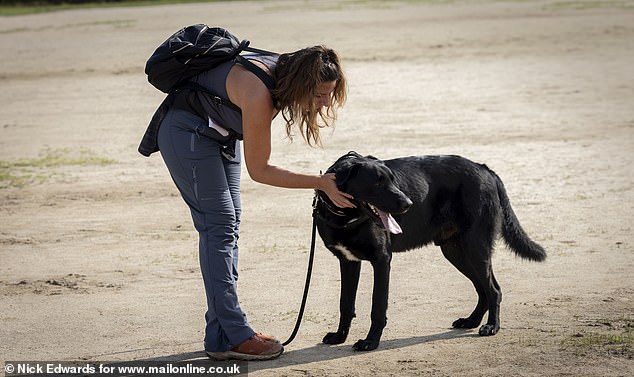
left=1, top=0, right=633, bottom=376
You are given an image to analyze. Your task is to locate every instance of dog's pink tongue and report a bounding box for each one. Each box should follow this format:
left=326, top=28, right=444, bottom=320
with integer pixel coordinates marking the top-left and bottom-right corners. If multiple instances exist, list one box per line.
left=377, top=209, right=403, bottom=234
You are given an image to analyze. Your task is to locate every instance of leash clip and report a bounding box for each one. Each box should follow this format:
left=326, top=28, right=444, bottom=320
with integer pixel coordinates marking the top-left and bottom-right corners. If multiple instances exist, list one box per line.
left=312, top=191, right=319, bottom=210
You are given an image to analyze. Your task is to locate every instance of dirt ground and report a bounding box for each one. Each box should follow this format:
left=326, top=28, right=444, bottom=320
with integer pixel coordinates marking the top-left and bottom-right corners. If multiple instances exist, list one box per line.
left=1, top=0, right=633, bottom=376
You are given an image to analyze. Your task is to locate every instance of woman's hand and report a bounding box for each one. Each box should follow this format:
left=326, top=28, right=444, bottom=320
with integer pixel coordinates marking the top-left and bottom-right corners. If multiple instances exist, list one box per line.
left=319, top=173, right=355, bottom=208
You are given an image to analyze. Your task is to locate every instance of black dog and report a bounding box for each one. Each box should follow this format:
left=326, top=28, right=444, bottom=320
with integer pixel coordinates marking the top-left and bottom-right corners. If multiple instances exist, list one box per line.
left=316, top=151, right=546, bottom=351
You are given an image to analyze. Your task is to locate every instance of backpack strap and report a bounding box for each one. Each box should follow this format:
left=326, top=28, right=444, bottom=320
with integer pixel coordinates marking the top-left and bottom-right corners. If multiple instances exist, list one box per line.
left=243, top=45, right=278, bottom=56
left=235, top=55, right=276, bottom=90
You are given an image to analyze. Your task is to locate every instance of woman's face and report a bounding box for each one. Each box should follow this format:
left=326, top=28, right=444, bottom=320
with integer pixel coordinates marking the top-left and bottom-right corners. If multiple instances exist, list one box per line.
left=314, top=80, right=337, bottom=109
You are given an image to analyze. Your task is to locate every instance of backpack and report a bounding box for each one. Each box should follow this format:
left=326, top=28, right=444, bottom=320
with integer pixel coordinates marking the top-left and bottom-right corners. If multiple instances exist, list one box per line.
left=139, top=24, right=276, bottom=157
left=145, top=24, right=274, bottom=93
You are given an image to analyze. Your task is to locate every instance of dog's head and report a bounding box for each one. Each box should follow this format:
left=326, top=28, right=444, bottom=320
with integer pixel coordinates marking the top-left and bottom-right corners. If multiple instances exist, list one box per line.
left=326, top=152, right=413, bottom=232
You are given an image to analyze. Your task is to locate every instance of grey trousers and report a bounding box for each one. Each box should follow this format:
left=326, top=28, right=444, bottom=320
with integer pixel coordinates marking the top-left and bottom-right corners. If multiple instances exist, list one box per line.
left=157, top=109, right=254, bottom=352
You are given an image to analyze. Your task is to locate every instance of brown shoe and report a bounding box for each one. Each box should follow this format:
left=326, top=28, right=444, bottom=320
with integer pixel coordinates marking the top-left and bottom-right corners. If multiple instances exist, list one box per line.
left=207, top=334, right=283, bottom=361
left=255, top=332, right=281, bottom=344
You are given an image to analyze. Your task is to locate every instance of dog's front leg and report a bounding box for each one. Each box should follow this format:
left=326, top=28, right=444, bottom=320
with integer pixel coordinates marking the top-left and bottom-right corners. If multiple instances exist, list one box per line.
left=353, top=254, right=391, bottom=351
left=323, top=258, right=361, bottom=345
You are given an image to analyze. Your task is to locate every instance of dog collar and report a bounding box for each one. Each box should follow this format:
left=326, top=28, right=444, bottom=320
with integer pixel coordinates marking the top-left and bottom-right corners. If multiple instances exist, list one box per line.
left=314, top=192, right=369, bottom=229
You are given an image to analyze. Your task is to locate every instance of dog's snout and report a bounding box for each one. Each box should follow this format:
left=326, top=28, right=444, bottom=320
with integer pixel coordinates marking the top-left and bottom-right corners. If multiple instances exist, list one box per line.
left=398, top=196, right=413, bottom=214
left=405, top=197, right=413, bottom=208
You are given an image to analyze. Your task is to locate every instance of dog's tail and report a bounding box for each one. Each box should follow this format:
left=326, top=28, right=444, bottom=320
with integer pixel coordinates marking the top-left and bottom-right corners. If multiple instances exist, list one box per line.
left=494, top=172, right=547, bottom=262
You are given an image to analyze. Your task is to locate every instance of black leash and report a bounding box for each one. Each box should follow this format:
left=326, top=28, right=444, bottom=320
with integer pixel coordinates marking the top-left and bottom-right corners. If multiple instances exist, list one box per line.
left=282, top=191, right=319, bottom=346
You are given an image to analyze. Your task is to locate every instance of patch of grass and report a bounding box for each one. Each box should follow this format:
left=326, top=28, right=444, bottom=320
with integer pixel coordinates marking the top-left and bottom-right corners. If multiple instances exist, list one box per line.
left=0, top=148, right=114, bottom=188
left=12, top=148, right=113, bottom=168
left=561, top=316, right=634, bottom=357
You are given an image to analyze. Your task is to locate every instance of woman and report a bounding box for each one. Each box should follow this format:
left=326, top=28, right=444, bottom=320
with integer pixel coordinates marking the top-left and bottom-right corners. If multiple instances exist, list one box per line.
left=156, top=45, right=354, bottom=361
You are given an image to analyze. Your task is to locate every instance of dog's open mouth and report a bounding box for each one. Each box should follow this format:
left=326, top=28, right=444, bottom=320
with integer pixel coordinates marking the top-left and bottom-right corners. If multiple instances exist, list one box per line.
left=366, top=203, right=403, bottom=234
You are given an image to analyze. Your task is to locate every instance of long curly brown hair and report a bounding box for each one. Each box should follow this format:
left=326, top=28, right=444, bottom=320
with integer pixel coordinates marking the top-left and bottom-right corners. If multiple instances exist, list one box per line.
left=272, top=46, right=347, bottom=146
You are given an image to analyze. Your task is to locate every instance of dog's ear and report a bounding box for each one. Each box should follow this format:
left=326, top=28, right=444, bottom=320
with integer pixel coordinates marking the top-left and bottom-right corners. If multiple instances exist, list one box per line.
left=334, top=162, right=360, bottom=190
left=325, top=152, right=362, bottom=189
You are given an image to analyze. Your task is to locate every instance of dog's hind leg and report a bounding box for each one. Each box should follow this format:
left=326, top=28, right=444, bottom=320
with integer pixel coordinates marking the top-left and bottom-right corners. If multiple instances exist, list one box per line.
left=323, top=259, right=361, bottom=345
left=440, top=239, right=489, bottom=330
left=458, top=235, right=502, bottom=336
left=475, top=264, right=501, bottom=336
left=353, top=254, right=392, bottom=351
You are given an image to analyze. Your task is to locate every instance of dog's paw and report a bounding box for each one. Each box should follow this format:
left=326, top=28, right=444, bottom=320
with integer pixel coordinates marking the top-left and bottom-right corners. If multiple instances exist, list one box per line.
left=352, top=339, right=379, bottom=351
left=322, top=331, right=348, bottom=345
left=478, top=324, right=499, bottom=336
left=452, top=317, right=481, bottom=329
